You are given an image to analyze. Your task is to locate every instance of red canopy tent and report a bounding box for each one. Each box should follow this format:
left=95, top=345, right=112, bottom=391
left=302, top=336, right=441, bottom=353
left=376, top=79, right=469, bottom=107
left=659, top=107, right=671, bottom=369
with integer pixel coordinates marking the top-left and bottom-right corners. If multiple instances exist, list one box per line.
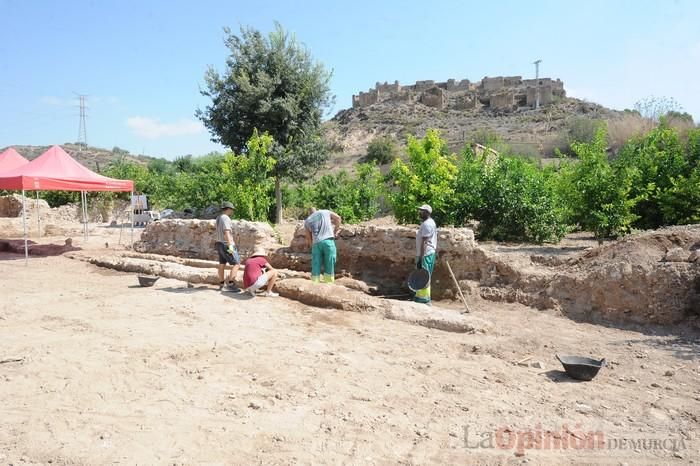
left=0, top=148, right=29, bottom=173
left=0, top=145, right=135, bottom=263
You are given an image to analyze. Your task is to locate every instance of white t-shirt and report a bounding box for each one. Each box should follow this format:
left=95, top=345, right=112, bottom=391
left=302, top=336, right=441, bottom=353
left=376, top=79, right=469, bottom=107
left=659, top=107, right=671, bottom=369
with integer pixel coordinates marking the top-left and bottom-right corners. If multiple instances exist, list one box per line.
left=304, top=210, right=335, bottom=244
left=416, top=218, right=437, bottom=256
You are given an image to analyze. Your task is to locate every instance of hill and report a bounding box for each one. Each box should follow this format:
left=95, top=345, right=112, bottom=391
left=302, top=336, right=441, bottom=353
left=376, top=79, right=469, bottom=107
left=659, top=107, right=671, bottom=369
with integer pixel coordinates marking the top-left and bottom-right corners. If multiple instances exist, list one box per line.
left=323, top=75, right=640, bottom=171
left=0, top=143, right=158, bottom=172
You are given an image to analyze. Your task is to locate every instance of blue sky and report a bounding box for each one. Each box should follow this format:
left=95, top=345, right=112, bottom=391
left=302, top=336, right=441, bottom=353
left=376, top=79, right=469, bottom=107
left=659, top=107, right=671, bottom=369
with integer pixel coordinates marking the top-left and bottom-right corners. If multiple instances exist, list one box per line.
left=1, top=0, right=698, bottom=159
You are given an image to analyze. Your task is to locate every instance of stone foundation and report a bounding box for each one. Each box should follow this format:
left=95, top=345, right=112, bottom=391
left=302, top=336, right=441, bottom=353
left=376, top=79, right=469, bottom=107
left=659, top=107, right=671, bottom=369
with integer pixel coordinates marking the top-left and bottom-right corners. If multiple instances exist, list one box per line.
left=134, top=219, right=281, bottom=260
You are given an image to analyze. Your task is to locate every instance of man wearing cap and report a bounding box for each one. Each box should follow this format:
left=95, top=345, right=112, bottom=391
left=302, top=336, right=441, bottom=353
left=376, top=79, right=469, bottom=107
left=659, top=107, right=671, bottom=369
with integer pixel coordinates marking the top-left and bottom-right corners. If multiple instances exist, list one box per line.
left=242, top=248, right=279, bottom=297
left=215, top=201, right=241, bottom=291
left=304, top=207, right=342, bottom=283
left=415, top=204, right=437, bottom=304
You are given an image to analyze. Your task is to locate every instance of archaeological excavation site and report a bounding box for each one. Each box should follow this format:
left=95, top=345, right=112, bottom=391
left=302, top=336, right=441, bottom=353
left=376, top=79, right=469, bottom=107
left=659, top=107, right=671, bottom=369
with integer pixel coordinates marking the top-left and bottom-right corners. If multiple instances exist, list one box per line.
left=3, top=199, right=698, bottom=463
left=2, top=6, right=700, bottom=461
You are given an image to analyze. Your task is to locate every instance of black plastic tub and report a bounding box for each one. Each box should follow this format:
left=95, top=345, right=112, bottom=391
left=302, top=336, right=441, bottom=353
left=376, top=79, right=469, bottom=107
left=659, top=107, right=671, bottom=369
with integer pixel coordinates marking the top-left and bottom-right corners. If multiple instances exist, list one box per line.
left=407, top=269, right=430, bottom=291
left=556, top=355, right=605, bottom=381
left=137, top=275, right=160, bottom=287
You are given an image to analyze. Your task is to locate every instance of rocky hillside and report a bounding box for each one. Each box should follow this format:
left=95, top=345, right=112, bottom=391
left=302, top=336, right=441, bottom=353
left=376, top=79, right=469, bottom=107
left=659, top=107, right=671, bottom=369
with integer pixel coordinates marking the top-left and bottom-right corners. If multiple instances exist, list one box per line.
left=323, top=97, right=631, bottom=171
left=1, top=143, right=156, bottom=172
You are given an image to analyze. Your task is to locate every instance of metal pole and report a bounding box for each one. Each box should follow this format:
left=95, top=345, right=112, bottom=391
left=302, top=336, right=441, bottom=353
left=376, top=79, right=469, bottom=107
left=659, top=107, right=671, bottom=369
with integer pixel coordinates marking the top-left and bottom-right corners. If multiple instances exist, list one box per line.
left=118, top=205, right=124, bottom=245
left=81, top=191, right=87, bottom=241
left=130, top=191, right=134, bottom=248
left=533, top=59, right=542, bottom=110
left=36, top=191, right=40, bottom=237
left=22, top=189, right=28, bottom=265
left=85, top=191, right=90, bottom=240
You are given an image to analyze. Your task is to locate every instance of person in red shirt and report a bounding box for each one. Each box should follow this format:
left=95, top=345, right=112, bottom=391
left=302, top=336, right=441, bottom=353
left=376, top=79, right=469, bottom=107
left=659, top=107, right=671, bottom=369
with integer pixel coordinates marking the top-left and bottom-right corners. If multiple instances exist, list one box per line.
left=243, top=248, right=279, bottom=297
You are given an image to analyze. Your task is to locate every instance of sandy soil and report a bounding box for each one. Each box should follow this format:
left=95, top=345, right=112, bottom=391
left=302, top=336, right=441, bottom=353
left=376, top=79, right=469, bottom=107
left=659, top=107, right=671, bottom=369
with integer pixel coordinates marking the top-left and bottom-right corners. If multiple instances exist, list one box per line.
left=1, top=231, right=699, bottom=465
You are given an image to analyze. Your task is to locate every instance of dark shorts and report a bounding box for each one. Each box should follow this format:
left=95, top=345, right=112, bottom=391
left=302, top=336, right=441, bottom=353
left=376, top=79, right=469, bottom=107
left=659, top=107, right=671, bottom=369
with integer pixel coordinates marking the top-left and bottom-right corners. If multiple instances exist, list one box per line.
left=215, top=242, right=241, bottom=265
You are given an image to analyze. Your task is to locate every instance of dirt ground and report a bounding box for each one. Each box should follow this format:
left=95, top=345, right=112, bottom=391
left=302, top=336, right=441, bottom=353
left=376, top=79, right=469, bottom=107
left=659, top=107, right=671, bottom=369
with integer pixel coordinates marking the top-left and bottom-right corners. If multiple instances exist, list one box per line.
left=1, top=229, right=699, bottom=465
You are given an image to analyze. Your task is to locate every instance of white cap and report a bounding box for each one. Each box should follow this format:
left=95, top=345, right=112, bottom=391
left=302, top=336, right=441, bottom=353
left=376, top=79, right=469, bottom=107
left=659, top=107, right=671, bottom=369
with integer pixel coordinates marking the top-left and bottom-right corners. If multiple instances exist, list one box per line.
left=418, top=204, right=432, bottom=214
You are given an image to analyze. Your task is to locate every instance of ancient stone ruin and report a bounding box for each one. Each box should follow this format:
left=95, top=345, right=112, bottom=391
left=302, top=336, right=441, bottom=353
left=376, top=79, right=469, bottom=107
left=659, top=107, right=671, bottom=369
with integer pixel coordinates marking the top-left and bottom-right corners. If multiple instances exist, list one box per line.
left=132, top=220, right=699, bottom=327
left=352, top=76, right=566, bottom=112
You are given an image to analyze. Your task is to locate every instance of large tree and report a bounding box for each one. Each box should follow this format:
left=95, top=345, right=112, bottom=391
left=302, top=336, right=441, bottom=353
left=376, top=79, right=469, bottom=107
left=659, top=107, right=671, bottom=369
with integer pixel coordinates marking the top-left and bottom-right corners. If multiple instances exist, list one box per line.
left=197, top=23, right=333, bottom=223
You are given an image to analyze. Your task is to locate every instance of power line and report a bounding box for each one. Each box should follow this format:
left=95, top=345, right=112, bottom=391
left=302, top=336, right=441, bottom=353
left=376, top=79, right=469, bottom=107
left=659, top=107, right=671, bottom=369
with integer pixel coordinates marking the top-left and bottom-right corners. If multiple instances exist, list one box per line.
left=75, top=93, right=88, bottom=150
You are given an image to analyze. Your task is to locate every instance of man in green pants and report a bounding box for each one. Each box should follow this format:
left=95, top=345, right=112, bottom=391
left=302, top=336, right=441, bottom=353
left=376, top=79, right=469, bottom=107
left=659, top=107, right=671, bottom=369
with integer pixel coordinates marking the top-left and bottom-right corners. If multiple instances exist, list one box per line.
left=415, top=204, right=437, bottom=304
left=304, top=207, right=342, bottom=283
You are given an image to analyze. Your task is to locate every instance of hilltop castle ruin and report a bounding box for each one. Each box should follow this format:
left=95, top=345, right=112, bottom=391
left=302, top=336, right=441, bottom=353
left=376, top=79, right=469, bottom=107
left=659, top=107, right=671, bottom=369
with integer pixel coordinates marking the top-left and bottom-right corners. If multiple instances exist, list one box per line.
left=352, top=76, right=566, bottom=112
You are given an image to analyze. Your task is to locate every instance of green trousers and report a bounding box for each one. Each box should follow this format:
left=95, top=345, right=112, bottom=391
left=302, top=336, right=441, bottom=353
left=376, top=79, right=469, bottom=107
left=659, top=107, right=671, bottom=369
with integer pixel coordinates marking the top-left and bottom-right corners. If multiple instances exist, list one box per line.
left=414, top=253, right=436, bottom=303
left=311, top=238, right=337, bottom=283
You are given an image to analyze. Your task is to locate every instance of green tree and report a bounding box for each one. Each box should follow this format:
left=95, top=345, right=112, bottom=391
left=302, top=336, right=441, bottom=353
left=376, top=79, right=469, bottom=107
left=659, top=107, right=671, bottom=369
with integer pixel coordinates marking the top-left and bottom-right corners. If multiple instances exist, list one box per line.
left=147, top=157, right=172, bottom=175
left=614, top=124, right=688, bottom=229
left=658, top=168, right=700, bottom=225
left=454, top=147, right=568, bottom=243
left=197, top=22, right=333, bottom=223
left=477, top=156, right=568, bottom=243
left=103, top=159, right=151, bottom=193
left=365, top=136, right=399, bottom=165
left=312, top=163, right=383, bottom=223
left=389, top=129, right=458, bottom=225
left=560, top=127, right=638, bottom=241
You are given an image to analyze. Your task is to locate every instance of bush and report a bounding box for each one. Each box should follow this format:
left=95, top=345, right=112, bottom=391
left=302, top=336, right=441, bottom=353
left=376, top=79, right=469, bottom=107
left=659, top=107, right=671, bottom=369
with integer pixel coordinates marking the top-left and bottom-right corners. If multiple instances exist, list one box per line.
left=559, top=127, right=638, bottom=240
left=613, top=124, right=688, bottom=229
left=566, top=116, right=603, bottom=145
left=365, top=136, right=399, bottom=165
left=286, top=163, right=384, bottom=224
left=455, top=148, right=568, bottom=243
left=658, top=168, right=700, bottom=225
left=42, top=191, right=80, bottom=208
left=103, top=132, right=276, bottom=221
left=389, top=129, right=458, bottom=225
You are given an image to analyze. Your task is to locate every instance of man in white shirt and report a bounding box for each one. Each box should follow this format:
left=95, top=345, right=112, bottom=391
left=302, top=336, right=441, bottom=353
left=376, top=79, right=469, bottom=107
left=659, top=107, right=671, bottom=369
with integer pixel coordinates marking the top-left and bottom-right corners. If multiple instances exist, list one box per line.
left=415, top=204, right=437, bottom=304
left=304, top=207, right=342, bottom=283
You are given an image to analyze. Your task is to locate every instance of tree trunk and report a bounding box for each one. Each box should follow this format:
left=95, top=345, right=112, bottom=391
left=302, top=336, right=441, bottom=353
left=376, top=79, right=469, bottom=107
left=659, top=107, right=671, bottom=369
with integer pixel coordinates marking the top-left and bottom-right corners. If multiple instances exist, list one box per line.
left=275, top=176, right=282, bottom=224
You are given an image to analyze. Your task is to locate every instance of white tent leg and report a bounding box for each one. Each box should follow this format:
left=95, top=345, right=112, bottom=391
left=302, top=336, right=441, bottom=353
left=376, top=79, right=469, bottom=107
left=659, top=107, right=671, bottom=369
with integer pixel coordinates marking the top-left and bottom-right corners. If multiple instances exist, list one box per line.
left=36, top=191, right=41, bottom=237
left=118, top=207, right=124, bottom=245
left=84, top=191, right=90, bottom=240
left=130, top=191, right=134, bottom=248
left=22, top=190, right=28, bottom=265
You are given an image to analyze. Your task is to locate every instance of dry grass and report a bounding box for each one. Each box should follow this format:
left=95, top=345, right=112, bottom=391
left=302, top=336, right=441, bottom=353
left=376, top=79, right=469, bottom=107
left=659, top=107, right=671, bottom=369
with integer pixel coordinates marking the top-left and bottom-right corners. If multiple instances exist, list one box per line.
left=607, top=114, right=653, bottom=151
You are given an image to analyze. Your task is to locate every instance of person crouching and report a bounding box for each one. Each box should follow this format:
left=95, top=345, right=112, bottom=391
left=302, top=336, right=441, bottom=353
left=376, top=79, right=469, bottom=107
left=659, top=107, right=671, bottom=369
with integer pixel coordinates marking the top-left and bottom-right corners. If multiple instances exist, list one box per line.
left=242, top=248, right=279, bottom=297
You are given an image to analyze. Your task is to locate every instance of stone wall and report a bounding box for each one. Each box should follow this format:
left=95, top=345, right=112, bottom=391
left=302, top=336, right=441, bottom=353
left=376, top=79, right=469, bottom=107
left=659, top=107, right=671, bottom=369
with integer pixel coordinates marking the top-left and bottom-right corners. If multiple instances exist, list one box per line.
left=127, top=219, right=699, bottom=326
left=445, top=79, right=471, bottom=91
left=419, top=87, right=446, bottom=109
left=481, top=76, right=504, bottom=91
left=351, top=75, right=566, bottom=111
left=270, top=224, right=478, bottom=298
left=490, top=92, right=515, bottom=110
left=134, top=219, right=281, bottom=261
left=527, top=86, right=554, bottom=106
left=0, top=194, right=84, bottom=237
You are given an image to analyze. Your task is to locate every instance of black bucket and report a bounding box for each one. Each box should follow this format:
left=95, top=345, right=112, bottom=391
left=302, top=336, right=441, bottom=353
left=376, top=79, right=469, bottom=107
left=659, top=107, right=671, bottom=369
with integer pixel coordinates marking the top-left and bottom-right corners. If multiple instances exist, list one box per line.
left=556, top=355, right=605, bottom=381
left=137, top=275, right=160, bottom=287
left=407, top=269, right=430, bottom=292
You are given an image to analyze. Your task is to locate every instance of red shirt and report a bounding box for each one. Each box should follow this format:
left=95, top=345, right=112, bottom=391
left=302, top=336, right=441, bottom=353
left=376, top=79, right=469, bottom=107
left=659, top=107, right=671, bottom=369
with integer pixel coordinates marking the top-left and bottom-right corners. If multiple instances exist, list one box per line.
left=243, top=256, right=268, bottom=288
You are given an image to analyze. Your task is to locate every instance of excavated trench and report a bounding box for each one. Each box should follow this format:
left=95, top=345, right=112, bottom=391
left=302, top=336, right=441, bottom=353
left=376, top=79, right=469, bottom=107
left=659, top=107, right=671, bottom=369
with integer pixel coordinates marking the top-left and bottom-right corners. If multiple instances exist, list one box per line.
left=100, top=220, right=700, bottom=327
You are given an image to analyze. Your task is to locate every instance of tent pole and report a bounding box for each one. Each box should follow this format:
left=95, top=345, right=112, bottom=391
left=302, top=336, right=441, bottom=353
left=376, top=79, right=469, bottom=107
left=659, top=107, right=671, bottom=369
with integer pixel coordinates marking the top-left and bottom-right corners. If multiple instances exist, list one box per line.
left=81, top=191, right=87, bottom=242
left=80, top=191, right=84, bottom=240
left=118, top=204, right=124, bottom=245
left=22, top=190, right=28, bottom=265
left=130, top=191, right=134, bottom=248
left=85, top=191, right=90, bottom=240
left=36, top=191, right=40, bottom=237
